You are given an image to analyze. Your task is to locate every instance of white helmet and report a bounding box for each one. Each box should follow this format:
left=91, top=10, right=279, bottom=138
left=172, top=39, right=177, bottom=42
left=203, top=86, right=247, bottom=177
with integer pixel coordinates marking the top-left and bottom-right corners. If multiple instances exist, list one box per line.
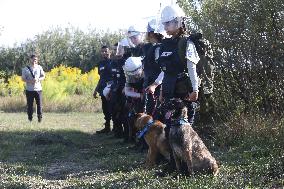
left=124, top=57, right=143, bottom=83
left=123, top=57, right=142, bottom=74
left=161, top=4, right=185, bottom=23
left=127, top=25, right=141, bottom=37
left=147, top=18, right=165, bottom=34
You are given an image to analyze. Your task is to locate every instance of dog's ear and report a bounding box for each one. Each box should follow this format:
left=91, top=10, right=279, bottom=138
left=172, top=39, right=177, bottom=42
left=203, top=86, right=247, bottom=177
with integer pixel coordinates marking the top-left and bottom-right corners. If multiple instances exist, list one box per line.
left=134, top=113, right=147, bottom=129
left=136, top=113, right=144, bottom=119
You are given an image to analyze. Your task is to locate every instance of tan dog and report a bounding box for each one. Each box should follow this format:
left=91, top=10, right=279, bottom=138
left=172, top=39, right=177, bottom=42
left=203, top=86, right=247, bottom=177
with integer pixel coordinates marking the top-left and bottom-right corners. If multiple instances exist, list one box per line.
left=165, top=99, right=220, bottom=176
left=135, top=113, right=171, bottom=167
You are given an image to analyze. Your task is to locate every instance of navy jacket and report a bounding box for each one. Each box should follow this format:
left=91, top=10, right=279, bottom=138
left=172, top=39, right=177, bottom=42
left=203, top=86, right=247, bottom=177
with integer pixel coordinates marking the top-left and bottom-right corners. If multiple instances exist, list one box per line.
left=95, top=58, right=112, bottom=96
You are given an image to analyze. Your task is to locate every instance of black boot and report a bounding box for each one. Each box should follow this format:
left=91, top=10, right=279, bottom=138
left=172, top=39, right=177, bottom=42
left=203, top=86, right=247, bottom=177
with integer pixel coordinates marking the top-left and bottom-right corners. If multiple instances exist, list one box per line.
left=38, top=115, right=42, bottom=123
left=96, top=121, right=111, bottom=134
left=114, top=128, right=124, bottom=138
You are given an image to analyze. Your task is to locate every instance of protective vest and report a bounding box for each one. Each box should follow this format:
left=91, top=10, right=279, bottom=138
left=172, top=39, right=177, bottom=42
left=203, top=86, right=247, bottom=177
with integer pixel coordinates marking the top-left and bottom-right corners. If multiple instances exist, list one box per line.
left=158, top=37, right=192, bottom=99
left=110, top=58, right=126, bottom=92
left=142, top=43, right=161, bottom=87
left=123, top=44, right=144, bottom=59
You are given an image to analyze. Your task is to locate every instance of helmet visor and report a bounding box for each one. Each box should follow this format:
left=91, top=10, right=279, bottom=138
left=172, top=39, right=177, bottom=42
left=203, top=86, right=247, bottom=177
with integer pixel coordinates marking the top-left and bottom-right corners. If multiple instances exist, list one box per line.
left=125, top=68, right=143, bottom=83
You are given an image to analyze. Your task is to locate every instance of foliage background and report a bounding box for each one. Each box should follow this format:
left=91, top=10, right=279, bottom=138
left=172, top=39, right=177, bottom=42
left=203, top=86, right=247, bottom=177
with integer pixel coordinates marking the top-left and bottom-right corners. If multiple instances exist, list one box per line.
left=0, top=0, right=283, bottom=119
left=178, top=0, right=284, bottom=120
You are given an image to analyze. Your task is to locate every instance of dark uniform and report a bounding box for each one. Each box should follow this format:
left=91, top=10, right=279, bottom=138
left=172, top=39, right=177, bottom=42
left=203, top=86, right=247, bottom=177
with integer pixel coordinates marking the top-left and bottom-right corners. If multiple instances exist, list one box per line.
left=124, top=78, right=144, bottom=142
left=158, top=37, right=197, bottom=124
left=142, top=43, right=161, bottom=116
left=123, top=45, right=145, bottom=142
left=109, top=57, right=126, bottom=137
left=95, top=58, right=112, bottom=133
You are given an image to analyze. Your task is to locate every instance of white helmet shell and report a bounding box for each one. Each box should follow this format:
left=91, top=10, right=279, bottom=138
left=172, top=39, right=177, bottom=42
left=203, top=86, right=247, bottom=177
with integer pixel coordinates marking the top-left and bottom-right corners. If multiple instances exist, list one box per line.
left=161, top=4, right=185, bottom=23
left=128, top=25, right=141, bottom=37
left=124, top=57, right=142, bottom=73
left=147, top=18, right=165, bottom=34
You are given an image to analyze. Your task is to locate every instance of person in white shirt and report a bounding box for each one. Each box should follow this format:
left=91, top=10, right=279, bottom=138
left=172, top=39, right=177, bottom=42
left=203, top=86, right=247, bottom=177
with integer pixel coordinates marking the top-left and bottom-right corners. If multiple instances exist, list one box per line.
left=22, top=54, right=45, bottom=122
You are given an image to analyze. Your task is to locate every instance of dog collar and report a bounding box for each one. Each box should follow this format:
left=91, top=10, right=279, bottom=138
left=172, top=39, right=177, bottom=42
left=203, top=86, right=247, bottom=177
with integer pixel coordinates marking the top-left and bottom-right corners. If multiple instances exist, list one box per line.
left=169, top=118, right=189, bottom=127
left=136, top=119, right=154, bottom=139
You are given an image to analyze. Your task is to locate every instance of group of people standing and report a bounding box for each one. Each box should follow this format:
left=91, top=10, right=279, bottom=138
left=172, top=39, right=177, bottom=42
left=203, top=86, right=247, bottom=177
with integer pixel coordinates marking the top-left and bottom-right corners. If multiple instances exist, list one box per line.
left=94, top=4, right=213, bottom=143
left=20, top=4, right=214, bottom=141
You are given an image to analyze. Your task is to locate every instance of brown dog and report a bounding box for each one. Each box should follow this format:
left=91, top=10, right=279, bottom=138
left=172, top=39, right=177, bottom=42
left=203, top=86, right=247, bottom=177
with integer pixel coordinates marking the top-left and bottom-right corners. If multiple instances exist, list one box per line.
left=135, top=113, right=171, bottom=167
left=165, top=99, right=219, bottom=176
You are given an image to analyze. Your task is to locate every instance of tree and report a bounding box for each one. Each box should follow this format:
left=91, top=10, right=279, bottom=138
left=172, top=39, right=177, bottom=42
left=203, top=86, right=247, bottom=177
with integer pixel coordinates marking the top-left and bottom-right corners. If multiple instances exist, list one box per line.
left=178, top=0, right=284, bottom=117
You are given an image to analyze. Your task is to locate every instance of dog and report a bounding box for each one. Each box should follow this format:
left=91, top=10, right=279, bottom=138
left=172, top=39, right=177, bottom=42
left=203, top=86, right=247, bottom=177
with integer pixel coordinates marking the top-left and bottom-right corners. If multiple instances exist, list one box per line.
left=165, top=98, right=220, bottom=176
left=134, top=113, right=171, bottom=168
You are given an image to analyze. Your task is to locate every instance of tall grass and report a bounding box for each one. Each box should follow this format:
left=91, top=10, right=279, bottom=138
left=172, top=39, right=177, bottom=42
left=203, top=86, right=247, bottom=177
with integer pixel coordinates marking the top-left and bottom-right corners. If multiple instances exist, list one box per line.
left=0, top=65, right=101, bottom=113
left=0, top=95, right=101, bottom=113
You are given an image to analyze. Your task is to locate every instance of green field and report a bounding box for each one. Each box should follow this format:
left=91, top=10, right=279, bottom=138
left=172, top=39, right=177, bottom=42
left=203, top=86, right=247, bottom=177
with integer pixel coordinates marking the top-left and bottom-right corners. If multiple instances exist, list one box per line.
left=0, top=112, right=283, bottom=188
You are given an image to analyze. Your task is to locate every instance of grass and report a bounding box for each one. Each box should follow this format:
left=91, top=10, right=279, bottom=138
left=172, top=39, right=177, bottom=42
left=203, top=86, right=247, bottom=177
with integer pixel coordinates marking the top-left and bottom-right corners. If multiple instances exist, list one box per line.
left=0, top=95, right=102, bottom=113
left=0, top=112, right=283, bottom=188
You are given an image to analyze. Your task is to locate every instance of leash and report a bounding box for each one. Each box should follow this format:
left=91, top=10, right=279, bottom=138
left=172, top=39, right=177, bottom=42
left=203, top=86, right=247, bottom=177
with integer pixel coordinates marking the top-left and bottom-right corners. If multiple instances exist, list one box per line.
left=143, top=92, right=148, bottom=114
left=150, top=93, right=159, bottom=116
left=144, top=91, right=159, bottom=117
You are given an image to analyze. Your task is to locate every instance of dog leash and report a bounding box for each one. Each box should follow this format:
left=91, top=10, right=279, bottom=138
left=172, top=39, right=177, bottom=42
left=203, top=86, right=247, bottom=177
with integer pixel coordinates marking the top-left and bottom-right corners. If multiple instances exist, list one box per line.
left=143, top=92, right=148, bottom=114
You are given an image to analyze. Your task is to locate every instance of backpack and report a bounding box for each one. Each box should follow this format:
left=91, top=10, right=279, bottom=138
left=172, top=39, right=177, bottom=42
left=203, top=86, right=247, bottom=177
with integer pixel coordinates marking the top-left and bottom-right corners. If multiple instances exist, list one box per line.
left=178, top=33, right=215, bottom=95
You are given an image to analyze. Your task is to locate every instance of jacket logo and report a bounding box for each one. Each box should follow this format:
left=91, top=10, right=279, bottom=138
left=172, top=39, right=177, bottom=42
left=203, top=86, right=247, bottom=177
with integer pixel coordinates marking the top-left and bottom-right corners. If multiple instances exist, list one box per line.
left=161, top=52, right=172, bottom=57
left=99, top=67, right=105, bottom=70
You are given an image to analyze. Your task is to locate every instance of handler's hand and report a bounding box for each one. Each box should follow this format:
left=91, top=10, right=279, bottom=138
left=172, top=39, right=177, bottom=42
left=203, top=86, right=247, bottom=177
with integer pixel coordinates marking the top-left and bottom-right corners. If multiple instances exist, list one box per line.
left=145, top=83, right=157, bottom=94
left=187, top=91, right=198, bottom=101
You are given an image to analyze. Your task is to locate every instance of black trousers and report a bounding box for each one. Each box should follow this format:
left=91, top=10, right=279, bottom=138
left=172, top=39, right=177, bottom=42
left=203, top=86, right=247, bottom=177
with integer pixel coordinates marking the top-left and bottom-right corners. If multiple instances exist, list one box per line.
left=110, top=90, right=125, bottom=133
left=101, top=95, right=111, bottom=123
left=26, top=90, right=43, bottom=120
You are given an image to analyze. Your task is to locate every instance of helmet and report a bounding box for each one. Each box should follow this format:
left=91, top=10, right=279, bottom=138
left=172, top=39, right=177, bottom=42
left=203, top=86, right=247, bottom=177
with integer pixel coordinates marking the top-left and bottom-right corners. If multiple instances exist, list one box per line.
left=123, top=57, right=143, bottom=83
left=147, top=18, right=164, bottom=33
left=161, top=4, right=185, bottom=23
left=116, top=37, right=134, bottom=56
left=128, top=25, right=141, bottom=37
left=123, top=57, right=142, bottom=73
left=147, top=24, right=155, bottom=33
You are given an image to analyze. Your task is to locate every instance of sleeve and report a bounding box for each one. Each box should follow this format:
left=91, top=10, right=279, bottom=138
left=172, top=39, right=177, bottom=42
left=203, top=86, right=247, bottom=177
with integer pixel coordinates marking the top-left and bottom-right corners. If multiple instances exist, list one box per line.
left=124, top=85, right=141, bottom=98
left=187, top=60, right=199, bottom=92
left=95, top=79, right=102, bottom=92
left=39, top=66, right=45, bottom=80
left=154, top=71, right=164, bottom=85
left=21, top=68, right=27, bottom=81
left=186, top=41, right=200, bottom=65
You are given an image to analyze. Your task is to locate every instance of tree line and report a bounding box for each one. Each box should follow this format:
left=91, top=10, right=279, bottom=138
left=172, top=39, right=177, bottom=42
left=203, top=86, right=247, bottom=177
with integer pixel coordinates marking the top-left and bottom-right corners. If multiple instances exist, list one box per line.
left=0, top=0, right=283, bottom=119
left=181, top=0, right=284, bottom=118
left=0, top=26, right=122, bottom=79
